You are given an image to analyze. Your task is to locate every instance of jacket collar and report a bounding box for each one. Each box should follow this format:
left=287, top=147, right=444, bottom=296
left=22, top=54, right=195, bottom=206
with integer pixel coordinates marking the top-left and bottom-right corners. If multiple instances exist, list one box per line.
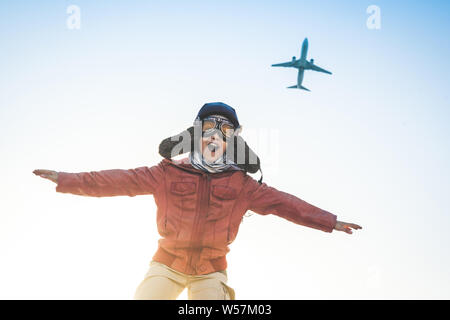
left=162, top=157, right=241, bottom=177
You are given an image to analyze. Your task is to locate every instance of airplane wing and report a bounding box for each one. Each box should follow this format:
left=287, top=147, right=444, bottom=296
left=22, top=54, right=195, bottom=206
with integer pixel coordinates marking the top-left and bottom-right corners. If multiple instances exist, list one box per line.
left=308, top=63, right=332, bottom=74
left=271, top=61, right=293, bottom=67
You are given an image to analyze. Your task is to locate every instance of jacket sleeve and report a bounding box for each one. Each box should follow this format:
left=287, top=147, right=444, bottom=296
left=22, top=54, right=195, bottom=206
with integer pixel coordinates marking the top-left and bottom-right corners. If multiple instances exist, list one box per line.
left=244, top=176, right=337, bottom=233
left=55, top=160, right=165, bottom=197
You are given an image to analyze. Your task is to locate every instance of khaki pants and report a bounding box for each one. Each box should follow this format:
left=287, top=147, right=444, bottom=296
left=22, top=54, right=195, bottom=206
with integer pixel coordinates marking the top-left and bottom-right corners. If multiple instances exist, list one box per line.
left=134, top=261, right=235, bottom=300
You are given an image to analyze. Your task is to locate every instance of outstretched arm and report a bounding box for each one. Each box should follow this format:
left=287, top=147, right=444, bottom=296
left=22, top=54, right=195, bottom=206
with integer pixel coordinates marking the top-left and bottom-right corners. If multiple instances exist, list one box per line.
left=33, top=161, right=165, bottom=197
left=244, top=176, right=362, bottom=234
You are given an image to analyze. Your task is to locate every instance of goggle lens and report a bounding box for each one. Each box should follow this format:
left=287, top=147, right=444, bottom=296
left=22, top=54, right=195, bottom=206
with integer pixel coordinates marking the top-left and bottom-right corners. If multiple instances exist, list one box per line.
left=221, top=123, right=235, bottom=136
left=202, top=120, right=216, bottom=131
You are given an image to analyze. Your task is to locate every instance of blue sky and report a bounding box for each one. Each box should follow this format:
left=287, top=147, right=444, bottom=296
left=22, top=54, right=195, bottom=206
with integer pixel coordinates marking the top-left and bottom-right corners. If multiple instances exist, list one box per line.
left=0, top=0, right=449, bottom=299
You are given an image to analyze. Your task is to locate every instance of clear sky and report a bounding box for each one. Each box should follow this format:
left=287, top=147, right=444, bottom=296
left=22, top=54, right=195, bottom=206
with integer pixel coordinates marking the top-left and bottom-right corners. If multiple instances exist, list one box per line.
left=1, top=0, right=449, bottom=299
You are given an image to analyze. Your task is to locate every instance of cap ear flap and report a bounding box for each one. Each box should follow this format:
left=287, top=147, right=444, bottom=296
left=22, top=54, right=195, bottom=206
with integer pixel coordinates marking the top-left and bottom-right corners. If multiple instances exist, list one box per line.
left=159, top=126, right=195, bottom=159
left=227, top=135, right=260, bottom=174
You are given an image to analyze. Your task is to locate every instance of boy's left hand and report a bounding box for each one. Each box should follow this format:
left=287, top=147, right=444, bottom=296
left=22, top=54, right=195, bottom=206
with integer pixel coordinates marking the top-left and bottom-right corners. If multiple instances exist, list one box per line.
left=334, top=220, right=362, bottom=234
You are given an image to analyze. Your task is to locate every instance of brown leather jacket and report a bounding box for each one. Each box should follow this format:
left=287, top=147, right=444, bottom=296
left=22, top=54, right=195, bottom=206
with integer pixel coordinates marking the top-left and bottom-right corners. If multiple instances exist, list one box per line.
left=56, top=157, right=337, bottom=275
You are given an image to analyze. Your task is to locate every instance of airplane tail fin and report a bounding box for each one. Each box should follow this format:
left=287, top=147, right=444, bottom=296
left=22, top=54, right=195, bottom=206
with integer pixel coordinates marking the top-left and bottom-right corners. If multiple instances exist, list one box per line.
left=299, top=85, right=310, bottom=91
left=287, top=85, right=310, bottom=91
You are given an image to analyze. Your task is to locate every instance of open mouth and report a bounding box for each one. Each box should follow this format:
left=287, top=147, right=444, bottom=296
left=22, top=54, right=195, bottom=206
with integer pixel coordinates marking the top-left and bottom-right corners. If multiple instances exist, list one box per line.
left=207, top=142, right=219, bottom=152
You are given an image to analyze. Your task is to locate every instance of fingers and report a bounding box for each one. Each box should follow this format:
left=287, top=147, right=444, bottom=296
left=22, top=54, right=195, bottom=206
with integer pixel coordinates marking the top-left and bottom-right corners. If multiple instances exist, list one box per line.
left=33, top=170, right=48, bottom=178
left=33, top=169, right=52, bottom=176
left=341, top=221, right=362, bottom=230
left=33, top=169, right=57, bottom=182
left=335, top=221, right=362, bottom=234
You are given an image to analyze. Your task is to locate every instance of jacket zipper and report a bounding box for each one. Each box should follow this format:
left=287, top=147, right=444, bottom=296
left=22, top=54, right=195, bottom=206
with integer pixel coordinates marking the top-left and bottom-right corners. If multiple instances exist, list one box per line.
left=187, top=173, right=212, bottom=273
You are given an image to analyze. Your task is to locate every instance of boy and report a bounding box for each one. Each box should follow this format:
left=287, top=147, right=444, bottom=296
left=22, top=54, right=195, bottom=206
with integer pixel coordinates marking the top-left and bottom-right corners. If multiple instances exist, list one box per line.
left=33, top=102, right=361, bottom=300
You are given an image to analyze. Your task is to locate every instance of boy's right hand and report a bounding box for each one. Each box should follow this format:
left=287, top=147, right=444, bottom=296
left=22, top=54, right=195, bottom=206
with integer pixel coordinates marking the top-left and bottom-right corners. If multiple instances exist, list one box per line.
left=334, top=220, right=362, bottom=234
left=33, top=169, right=58, bottom=184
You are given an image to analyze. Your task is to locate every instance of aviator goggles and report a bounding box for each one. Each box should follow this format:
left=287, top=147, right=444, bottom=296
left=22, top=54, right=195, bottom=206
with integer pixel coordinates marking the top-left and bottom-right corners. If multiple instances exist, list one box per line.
left=201, top=116, right=236, bottom=140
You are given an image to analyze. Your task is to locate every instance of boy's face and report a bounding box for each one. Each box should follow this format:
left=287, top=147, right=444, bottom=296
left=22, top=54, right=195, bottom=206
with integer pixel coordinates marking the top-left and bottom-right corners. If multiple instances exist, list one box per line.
left=201, top=131, right=227, bottom=163
left=200, top=114, right=234, bottom=163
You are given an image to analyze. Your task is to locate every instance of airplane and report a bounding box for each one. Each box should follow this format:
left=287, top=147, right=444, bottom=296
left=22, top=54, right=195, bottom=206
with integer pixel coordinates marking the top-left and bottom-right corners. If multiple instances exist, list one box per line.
left=271, top=38, right=332, bottom=91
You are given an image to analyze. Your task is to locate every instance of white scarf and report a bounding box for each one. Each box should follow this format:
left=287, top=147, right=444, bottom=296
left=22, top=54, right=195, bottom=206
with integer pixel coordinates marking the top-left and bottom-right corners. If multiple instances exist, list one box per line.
left=188, top=150, right=242, bottom=173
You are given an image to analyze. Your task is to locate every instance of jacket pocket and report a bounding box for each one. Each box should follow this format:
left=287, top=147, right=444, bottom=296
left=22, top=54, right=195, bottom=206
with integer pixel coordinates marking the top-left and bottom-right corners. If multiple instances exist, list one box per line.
left=207, top=185, right=238, bottom=221
left=211, top=185, right=238, bottom=200
left=221, top=280, right=236, bottom=300
left=170, top=181, right=197, bottom=196
left=169, top=181, right=197, bottom=210
left=165, top=181, right=198, bottom=232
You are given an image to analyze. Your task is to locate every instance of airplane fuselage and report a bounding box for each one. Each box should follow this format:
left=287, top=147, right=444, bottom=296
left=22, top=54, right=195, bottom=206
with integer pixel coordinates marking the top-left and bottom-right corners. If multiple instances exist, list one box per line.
left=291, top=59, right=308, bottom=69
left=271, top=37, right=331, bottom=91
left=300, top=37, right=308, bottom=60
